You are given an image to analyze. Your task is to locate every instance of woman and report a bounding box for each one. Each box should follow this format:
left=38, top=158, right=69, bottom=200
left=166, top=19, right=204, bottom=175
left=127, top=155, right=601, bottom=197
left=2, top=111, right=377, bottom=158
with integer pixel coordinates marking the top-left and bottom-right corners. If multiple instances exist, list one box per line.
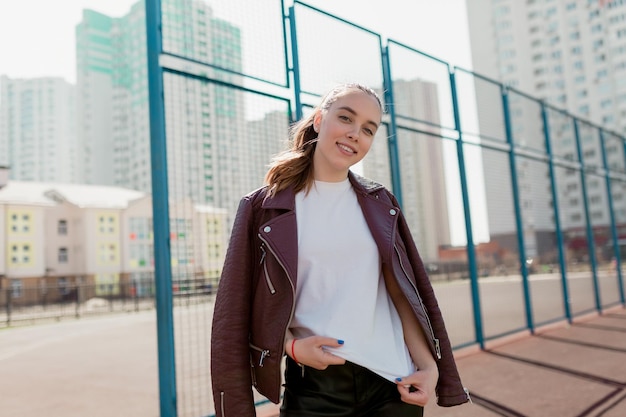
left=211, top=83, right=469, bottom=417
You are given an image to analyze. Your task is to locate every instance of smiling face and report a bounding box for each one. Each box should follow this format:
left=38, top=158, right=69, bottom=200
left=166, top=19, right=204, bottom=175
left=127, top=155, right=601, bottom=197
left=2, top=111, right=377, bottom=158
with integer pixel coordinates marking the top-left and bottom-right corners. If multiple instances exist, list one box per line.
left=311, top=88, right=382, bottom=182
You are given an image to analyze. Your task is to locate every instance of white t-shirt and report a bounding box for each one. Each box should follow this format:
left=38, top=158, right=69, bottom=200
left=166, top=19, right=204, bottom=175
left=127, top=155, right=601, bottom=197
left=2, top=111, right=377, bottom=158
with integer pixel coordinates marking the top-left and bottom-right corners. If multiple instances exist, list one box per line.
left=291, top=178, right=415, bottom=381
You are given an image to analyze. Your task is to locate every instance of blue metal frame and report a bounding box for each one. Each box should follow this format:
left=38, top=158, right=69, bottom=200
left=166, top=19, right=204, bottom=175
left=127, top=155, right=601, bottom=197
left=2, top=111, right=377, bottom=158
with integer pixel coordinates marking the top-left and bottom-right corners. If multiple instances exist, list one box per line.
left=381, top=45, right=403, bottom=206
left=280, top=0, right=291, bottom=89
left=140, top=3, right=626, bottom=416
left=287, top=5, right=303, bottom=121
left=600, top=129, right=626, bottom=305
left=386, top=40, right=458, bottom=133
left=145, top=1, right=177, bottom=416
left=449, top=69, right=483, bottom=348
left=501, top=87, right=534, bottom=333
left=541, top=103, right=571, bottom=322
left=573, top=120, right=602, bottom=312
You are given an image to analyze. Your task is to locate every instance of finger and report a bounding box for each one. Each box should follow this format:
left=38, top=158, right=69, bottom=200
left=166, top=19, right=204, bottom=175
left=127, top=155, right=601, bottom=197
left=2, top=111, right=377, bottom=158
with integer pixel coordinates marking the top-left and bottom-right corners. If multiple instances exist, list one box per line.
left=396, top=385, right=429, bottom=406
left=323, top=353, right=346, bottom=365
left=398, top=385, right=430, bottom=406
left=314, top=336, right=345, bottom=348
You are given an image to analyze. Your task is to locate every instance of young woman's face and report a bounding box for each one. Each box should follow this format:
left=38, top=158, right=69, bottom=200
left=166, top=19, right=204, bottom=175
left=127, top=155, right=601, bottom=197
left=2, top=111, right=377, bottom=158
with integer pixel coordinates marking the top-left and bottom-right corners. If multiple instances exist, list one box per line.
left=312, top=89, right=381, bottom=182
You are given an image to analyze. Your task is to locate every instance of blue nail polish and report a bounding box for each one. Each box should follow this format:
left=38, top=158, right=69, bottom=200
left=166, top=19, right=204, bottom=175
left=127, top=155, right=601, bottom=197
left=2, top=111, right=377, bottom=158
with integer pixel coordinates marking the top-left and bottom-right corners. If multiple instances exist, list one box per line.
left=338, top=339, right=344, bottom=344
left=395, top=377, right=402, bottom=382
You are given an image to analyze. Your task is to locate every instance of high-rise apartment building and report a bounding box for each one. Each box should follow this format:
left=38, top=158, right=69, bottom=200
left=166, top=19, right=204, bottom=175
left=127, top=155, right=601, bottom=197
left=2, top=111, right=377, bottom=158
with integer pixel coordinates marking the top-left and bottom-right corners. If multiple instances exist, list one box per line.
left=76, top=0, right=254, bottom=216
left=0, top=76, right=77, bottom=183
left=246, top=110, right=290, bottom=187
left=467, top=0, right=626, bottom=261
left=468, top=0, right=626, bottom=129
left=365, top=79, right=451, bottom=262
left=75, top=10, right=116, bottom=186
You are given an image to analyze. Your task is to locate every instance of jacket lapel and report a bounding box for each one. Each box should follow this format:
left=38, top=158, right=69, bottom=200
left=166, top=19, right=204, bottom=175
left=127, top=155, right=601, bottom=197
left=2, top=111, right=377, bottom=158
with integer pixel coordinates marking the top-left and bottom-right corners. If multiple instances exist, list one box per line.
left=257, top=172, right=399, bottom=281
left=259, top=187, right=298, bottom=283
left=349, top=172, right=398, bottom=263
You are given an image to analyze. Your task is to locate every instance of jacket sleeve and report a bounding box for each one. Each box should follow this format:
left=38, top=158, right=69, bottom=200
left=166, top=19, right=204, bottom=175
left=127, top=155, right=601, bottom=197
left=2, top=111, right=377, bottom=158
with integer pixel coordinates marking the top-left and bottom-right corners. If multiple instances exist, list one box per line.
left=389, top=192, right=469, bottom=407
left=211, top=196, right=257, bottom=417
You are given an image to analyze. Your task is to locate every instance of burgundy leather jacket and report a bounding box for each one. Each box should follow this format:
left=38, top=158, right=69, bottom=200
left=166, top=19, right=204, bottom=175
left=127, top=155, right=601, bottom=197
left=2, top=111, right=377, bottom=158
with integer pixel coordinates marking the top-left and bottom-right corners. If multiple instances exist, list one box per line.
left=211, top=172, right=469, bottom=416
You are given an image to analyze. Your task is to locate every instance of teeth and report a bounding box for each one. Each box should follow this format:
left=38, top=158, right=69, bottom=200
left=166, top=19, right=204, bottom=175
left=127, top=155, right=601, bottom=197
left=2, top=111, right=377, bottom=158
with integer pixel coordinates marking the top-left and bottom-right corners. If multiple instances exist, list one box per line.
left=338, top=143, right=355, bottom=154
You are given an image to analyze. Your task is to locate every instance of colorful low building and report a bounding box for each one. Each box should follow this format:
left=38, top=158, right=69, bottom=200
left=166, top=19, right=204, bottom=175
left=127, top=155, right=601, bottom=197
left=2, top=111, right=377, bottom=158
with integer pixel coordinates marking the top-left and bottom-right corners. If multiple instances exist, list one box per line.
left=0, top=181, right=229, bottom=306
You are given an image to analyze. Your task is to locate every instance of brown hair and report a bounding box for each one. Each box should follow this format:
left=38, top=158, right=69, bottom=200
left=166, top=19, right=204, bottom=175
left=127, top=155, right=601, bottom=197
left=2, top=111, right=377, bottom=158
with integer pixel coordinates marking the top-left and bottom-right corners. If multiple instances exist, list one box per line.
left=264, top=83, right=382, bottom=196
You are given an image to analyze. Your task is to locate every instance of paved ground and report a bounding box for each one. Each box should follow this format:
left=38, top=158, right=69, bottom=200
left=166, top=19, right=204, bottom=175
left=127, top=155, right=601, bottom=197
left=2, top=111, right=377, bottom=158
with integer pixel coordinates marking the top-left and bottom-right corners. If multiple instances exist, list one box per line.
left=257, top=305, right=626, bottom=417
left=0, top=312, right=160, bottom=417
left=1, top=303, right=624, bottom=416
left=424, top=305, right=626, bottom=417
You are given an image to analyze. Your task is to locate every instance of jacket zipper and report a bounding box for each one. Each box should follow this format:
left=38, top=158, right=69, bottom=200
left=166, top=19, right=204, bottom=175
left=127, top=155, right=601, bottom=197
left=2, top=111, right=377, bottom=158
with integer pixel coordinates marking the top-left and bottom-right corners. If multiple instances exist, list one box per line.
left=250, top=343, right=271, bottom=367
left=249, top=356, right=258, bottom=386
left=464, top=387, right=472, bottom=403
left=220, top=391, right=225, bottom=416
left=258, top=233, right=299, bottom=373
left=394, top=245, right=441, bottom=359
left=259, top=244, right=276, bottom=294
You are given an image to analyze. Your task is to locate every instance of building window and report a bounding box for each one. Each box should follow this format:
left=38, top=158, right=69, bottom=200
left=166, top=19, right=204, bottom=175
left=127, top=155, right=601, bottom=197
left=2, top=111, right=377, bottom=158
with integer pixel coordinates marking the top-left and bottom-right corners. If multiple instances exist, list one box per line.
left=98, top=243, right=118, bottom=265
left=58, top=247, right=68, bottom=263
left=8, top=243, right=33, bottom=266
left=10, top=280, right=22, bottom=298
left=8, top=209, right=34, bottom=235
left=58, top=277, right=69, bottom=295
left=58, top=219, right=68, bottom=235
left=603, top=115, right=615, bottom=124
left=98, top=214, right=118, bottom=235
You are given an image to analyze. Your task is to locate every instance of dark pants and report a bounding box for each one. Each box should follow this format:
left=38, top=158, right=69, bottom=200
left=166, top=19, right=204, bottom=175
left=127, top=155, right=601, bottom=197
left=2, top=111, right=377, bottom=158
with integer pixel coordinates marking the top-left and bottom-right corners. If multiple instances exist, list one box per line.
left=280, top=357, right=424, bottom=417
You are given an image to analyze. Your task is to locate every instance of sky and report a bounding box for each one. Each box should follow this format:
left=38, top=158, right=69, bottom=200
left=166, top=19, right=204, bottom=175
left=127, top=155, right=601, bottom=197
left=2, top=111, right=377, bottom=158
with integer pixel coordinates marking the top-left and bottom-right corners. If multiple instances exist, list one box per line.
left=0, top=0, right=473, bottom=82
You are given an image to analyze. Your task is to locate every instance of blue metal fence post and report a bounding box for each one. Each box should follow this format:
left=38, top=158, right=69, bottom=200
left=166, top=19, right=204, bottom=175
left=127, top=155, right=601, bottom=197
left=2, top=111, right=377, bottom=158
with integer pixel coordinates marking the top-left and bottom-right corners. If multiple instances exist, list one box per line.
left=501, top=87, right=534, bottom=333
left=573, top=119, right=602, bottom=312
left=145, top=1, right=177, bottom=416
left=450, top=69, right=484, bottom=348
left=541, top=104, right=571, bottom=322
left=288, top=5, right=303, bottom=121
left=381, top=46, right=403, bottom=206
left=599, top=129, right=625, bottom=305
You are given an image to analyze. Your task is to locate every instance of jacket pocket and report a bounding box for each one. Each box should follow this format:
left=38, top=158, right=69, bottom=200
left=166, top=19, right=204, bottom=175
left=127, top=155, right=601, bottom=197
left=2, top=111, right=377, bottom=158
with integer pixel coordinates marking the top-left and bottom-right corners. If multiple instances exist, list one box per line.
left=249, top=342, right=271, bottom=368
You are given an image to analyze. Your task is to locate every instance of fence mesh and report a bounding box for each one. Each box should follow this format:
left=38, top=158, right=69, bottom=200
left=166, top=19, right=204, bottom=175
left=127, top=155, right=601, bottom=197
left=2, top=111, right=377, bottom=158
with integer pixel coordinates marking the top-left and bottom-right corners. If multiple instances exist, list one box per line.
left=3, top=1, right=626, bottom=416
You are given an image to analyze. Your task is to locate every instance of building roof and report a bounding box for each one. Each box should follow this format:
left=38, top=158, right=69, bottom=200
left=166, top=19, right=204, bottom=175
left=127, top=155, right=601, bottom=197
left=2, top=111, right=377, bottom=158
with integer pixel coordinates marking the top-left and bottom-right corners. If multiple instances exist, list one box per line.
left=0, top=181, right=146, bottom=209
left=194, top=204, right=228, bottom=214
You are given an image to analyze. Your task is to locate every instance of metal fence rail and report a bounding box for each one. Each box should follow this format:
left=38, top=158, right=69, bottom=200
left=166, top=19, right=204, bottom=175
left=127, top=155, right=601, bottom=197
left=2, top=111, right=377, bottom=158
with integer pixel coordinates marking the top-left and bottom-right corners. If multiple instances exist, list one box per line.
left=1, top=1, right=621, bottom=416
left=0, top=278, right=220, bottom=328
left=140, top=1, right=626, bottom=416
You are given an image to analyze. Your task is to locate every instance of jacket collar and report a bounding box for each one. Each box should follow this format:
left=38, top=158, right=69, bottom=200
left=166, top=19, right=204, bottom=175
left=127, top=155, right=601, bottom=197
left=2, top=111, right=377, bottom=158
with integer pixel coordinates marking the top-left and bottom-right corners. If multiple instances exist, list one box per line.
left=261, top=170, right=385, bottom=210
left=348, top=170, right=386, bottom=196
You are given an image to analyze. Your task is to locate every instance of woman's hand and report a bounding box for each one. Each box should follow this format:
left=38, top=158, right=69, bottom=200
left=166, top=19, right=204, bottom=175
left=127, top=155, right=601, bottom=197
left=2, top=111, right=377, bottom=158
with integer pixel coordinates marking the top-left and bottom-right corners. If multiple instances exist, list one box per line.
left=395, top=366, right=439, bottom=407
left=285, top=336, right=346, bottom=370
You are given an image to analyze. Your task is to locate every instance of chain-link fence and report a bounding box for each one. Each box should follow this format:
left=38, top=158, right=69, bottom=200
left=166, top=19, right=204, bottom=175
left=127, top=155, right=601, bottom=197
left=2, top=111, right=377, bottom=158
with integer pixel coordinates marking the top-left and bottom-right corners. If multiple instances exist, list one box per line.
left=2, top=1, right=624, bottom=416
